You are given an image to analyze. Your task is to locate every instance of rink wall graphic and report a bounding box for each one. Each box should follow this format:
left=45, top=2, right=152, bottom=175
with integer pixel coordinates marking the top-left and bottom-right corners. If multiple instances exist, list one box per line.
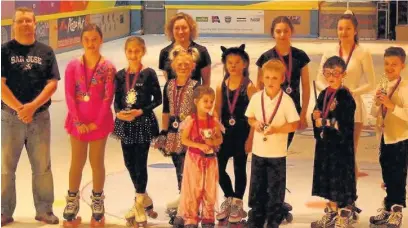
left=1, top=1, right=385, bottom=52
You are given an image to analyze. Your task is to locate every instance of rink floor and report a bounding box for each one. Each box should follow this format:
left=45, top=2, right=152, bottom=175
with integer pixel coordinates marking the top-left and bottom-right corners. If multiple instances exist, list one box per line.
left=4, top=35, right=408, bottom=227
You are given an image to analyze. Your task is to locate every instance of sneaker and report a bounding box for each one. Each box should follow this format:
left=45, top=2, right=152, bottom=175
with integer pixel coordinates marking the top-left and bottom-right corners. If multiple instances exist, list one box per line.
left=1, top=214, right=14, bottom=226
left=35, top=211, right=59, bottom=224
left=370, top=208, right=390, bottom=225
left=387, top=205, right=403, bottom=228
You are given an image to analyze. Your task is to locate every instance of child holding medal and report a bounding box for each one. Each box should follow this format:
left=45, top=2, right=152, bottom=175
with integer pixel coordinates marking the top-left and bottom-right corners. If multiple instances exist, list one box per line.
left=172, top=86, right=224, bottom=228
left=153, top=45, right=200, bottom=222
left=63, top=24, right=116, bottom=226
left=112, top=37, right=162, bottom=227
left=214, top=44, right=257, bottom=225
left=245, top=59, right=299, bottom=228
left=369, top=47, right=408, bottom=228
left=311, top=56, right=358, bottom=228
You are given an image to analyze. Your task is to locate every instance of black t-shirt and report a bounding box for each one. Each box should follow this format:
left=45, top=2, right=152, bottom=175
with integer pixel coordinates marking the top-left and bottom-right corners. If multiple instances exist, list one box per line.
left=256, top=46, right=310, bottom=113
left=1, top=40, right=60, bottom=113
left=158, top=41, right=211, bottom=84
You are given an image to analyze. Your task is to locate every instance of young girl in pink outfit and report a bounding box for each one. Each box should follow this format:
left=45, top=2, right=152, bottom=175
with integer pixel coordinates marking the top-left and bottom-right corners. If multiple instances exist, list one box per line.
left=172, top=86, right=224, bottom=228
left=63, top=24, right=116, bottom=227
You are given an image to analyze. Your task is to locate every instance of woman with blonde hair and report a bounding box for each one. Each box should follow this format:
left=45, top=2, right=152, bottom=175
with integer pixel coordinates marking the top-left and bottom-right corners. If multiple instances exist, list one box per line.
left=159, top=12, right=212, bottom=86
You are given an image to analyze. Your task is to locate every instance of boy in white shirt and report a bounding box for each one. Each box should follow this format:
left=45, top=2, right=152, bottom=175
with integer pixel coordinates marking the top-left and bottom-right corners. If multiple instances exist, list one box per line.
left=245, top=59, right=299, bottom=227
left=370, top=47, right=408, bottom=228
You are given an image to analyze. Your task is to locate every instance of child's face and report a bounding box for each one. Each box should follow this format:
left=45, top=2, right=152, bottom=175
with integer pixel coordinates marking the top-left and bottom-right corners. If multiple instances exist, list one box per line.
left=273, top=22, right=292, bottom=43
left=172, top=54, right=196, bottom=78
left=384, top=56, right=405, bottom=80
left=125, top=41, right=145, bottom=64
left=226, top=54, right=247, bottom=76
left=195, top=94, right=215, bottom=114
left=262, top=69, right=285, bottom=90
left=82, top=30, right=102, bottom=54
left=323, top=66, right=346, bottom=88
left=337, top=19, right=356, bottom=44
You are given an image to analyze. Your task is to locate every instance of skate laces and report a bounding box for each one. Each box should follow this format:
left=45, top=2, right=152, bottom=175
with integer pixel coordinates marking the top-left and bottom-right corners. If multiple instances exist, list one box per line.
left=335, top=215, right=349, bottom=228
left=65, top=196, right=78, bottom=212
left=387, top=212, right=402, bottom=225
left=91, top=195, right=104, bottom=212
left=220, top=199, right=231, bottom=211
left=374, top=208, right=389, bottom=220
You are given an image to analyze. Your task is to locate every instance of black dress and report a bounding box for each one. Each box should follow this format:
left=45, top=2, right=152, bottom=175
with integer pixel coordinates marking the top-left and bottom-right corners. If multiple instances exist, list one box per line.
left=311, top=87, right=357, bottom=206
left=112, top=68, right=162, bottom=144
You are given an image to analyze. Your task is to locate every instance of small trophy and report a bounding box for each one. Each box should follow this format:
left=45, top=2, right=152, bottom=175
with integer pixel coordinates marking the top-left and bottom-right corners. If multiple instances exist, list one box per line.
left=125, top=89, right=137, bottom=111
left=379, top=73, right=388, bottom=95
left=200, top=129, right=214, bottom=139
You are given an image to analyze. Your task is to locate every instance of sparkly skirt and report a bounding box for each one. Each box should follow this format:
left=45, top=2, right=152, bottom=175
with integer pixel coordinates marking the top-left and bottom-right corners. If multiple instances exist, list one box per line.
left=112, top=112, right=159, bottom=144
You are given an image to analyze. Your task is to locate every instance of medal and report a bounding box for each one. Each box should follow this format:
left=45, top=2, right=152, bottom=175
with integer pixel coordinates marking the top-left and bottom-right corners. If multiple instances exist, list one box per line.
left=83, top=94, right=90, bottom=102
left=82, top=55, right=101, bottom=102
left=229, top=117, right=236, bottom=126
left=320, top=131, right=324, bottom=139
left=172, top=121, right=179, bottom=129
left=226, top=77, right=243, bottom=127
left=125, top=66, right=142, bottom=109
left=275, top=47, right=293, bottom=95
left=322, top=88, right=339, bottom=121
left=261, top=91, right=283, bottom=143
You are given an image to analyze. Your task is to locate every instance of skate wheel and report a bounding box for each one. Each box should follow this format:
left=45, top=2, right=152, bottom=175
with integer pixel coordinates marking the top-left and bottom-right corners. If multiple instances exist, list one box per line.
left=126, top=218, right=135, bottom=227
left=218, top=219, right=228, bottom=227
left=283, top=202, right=293, bottom=211
left=90, top=216, right=105, bottom=227
left=169, top=218, right=175, bottom=225
left=286, top=213, right=293, bottom=223
left=63, top=216, right=82, bottom=228
left=134, top=221, right=147, bottom=228
left=147, top=210, right=158, bottom=219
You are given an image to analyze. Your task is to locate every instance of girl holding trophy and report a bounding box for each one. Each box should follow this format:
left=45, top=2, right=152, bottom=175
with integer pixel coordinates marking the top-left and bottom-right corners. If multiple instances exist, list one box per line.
left=112, top=37, right=162, bottom=227
left=172, top=86, right=224, bottom=228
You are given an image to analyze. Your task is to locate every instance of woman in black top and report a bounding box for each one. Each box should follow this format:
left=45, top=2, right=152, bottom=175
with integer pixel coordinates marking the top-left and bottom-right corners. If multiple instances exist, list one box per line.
left=112, top=37, right=162, bottom=226
left=256, top=16, right=311, bottom=148
left=159, top=12, right=212, bottom=86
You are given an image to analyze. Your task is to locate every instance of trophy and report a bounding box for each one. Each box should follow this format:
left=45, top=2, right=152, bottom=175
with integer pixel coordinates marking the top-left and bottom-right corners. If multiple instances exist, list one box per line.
left=125, top=89, right=137, bottom=111
left=379, top=73, right=388, bottom=95
left=200, top=128, right=215, bottom=154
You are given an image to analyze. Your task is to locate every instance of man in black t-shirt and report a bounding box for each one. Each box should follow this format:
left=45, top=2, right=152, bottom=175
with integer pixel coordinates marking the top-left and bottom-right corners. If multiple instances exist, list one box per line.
left=1, top=7, right=60, bottom=226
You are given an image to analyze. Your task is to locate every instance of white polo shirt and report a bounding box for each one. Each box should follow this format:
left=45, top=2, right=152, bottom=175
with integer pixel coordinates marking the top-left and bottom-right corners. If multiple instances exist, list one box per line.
left=245, top=90, right=300, bottom=158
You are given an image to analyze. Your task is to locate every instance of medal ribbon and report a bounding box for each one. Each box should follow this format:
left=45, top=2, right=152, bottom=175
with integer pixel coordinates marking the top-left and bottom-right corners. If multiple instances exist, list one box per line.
left=275, top=48, right=292, bottom=89
left=261, top=91, right=283, bottom=126
left=173, top=79, right=190, bottom=117
left=339, top=43, right=356, bottom=68
left=226, top=78, right=243, bottom=116
left=322, top=88, right=338, bottom=119
left=125, top=65, right=143, bottom=93
left=83, top=55, right=101, bottom=95
left=381, top=77, right=402, bottom=119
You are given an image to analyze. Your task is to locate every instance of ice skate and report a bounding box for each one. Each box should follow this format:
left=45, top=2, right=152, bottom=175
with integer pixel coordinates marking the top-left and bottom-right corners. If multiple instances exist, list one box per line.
left=311, top=204, right=337, bottom=228
left=228, top=198, right=247, bottom=227
left=216, top=197, right=232, bottom=227
left=386, top=205, right=403, bottom=228
left=90, top=191, right=105, bottom=227
left=63, top=191, right=81, bottom=228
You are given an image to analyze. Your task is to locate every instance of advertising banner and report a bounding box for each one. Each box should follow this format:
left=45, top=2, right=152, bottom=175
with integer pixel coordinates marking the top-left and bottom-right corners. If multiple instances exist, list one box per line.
left=57, top=15, right=88, bottom=48
left=177, top=10, right=264, bottom=34
left=1, top=0, right=15, bottom=20
left=36, top=21, right=49, bottom=45
left=15, top=1, right=41, bottom=15
left=39, top=1, right=60, bottom=15
left=90, top=10, right=129, bottom=40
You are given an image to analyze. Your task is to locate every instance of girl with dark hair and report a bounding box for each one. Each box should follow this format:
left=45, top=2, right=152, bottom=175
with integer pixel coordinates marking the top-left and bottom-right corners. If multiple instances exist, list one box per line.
left=214, top=44, right=257, bottom=225
left=311, top=56, right=359, bottom=228
left=63, top=24, right=116, bottom=227
left=112, top=36, right=162, bottom=226
left=256, top=16, right=311, bottom=149
left=316, top=12, right=376, bottom=178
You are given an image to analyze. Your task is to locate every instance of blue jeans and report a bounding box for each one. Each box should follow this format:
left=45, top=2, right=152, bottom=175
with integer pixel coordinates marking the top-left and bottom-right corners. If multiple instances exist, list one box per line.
left=1, top=109, right=55, bottom=216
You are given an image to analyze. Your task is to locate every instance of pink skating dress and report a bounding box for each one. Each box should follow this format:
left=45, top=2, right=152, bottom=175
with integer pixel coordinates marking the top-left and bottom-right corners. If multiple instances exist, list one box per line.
left=64, top=58, right=116, bottom=141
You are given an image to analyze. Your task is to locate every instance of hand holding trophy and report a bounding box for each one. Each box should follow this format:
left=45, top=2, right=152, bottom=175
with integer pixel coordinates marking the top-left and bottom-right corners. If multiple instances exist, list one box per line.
left=200, top=128, right=215, bottom=155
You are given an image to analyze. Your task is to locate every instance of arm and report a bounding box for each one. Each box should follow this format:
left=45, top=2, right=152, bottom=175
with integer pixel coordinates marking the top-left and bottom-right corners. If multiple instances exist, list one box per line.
left=315, top=52, right=329, bottom=91
left=268, top=121, right=299, bottom=134
left=205, top=123, right=223, bottom=147
left=245, top=83, right=258, bottom=151
left=215, top=84, right=222, bottom=120
left=64, top=61, right=82, bottom=125
left=181, top=118, right=204, bottom=149
left=300, top=64, right=311, bottom=128
left=94, top=65, right=116, bottom=127
left=351, top=49, right=376, bottom=96
left=201, top=65, right=211, bottom=87
left=370, top=86, right=381, bottom=117
left=1, top=78, right=23, bottom=111
left=26, top=79, right=58, bottom=109
left=114, top=75, right=122, bottom=113
left=388, top=87, right=408, bottom=122
left=141, top=70, right=163, bottom=113
left=159, top=49, right=169, bottom=81
left=256, top=67, right=264, bottom=90
left=162, top=82, right=170, bottom=131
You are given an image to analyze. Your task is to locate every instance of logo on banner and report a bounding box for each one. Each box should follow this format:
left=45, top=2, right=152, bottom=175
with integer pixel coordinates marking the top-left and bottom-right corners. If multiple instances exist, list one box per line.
left=237, top=17, right=246, bottom=22
left=196, top=17, right=208, bottom=22
left=250, top=18, right=260, bottom=22
left=212, top=16, right=220, bottom=23
left=225, top=16, right=231, bottom=23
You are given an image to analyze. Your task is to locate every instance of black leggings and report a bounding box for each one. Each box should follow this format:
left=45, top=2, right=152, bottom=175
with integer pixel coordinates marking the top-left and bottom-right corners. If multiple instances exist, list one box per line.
left=121, top=142, right=150, bottom=193
left=171, top=153, right=186, bottom=192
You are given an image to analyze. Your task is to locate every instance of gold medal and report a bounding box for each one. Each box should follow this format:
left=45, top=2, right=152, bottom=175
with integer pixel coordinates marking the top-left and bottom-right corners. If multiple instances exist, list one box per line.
left=180, top=113, right=186, bottom=121
left=83, top=94, right=90, bottom=102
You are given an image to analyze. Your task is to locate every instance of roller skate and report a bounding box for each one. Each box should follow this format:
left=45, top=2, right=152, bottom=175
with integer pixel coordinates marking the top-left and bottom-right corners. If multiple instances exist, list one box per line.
left=165, top=195, right=180, bottom=225
left=228, top=198, right=247, bottom=227
left=63, top=191, right=81, bottom=227
left=172, top=216, right=184, bottom=228
left=201, top=222, right=215, bottom=228
left=90, top=191, right=105, bottom=227
left=370, top=207, right=390, bottom=227
left=385, top=205, right=403, bottom=228
left=142, top=193, right=158, bottom=219
left=334, top=208, right=352, bottom=228
left=216, top=197, right=232, bottom=227
left=350, top=203, right=362, bottom=224
left=311, top=204, right=337, bottom=228
left=126, top=193, right=149, bottom=227
left=281, top=202, right=293, bottom=224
